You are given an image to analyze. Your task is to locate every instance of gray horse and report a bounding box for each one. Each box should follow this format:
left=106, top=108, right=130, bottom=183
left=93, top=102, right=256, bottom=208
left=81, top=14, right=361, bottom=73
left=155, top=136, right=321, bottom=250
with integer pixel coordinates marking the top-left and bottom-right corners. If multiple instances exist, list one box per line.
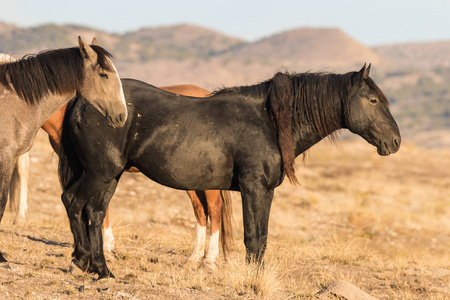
left=0, top=37, right=128, bottom=265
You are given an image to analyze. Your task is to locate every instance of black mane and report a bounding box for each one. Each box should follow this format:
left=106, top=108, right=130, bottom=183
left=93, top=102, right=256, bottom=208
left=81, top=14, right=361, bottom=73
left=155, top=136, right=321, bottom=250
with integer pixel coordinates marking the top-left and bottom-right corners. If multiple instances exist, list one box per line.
left=216, top=71, right=388, bottom=184
left=0, top=45, right=113, bottom=105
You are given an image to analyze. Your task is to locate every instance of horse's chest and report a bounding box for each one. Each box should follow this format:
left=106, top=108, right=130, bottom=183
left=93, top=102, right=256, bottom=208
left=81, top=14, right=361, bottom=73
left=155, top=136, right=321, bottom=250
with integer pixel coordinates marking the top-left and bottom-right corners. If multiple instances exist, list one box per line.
left=0, top=99, right=37, bottom=152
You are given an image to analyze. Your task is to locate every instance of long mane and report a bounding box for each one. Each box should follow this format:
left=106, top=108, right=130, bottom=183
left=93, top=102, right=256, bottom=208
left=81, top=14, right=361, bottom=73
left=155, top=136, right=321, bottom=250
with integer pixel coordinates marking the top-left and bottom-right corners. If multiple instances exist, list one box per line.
left=265, top=71, right=388, bottom=184
left=0, top=45, right=113, bottom=105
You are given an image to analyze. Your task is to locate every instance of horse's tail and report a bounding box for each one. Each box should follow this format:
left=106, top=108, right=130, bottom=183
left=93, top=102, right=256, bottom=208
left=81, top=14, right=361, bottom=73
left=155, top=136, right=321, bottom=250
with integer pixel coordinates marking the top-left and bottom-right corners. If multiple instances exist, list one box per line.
left=58, top=99, right=83, bottom=193
left=220, top=190, right=233, bottom=261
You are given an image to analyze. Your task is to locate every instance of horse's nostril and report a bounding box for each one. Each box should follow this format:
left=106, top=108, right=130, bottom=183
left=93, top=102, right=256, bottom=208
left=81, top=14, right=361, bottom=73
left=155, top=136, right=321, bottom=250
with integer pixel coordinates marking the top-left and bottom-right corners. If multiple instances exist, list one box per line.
left=118, top=114, right=124, bottom=123
left=393, top=138, right=400, bottom=148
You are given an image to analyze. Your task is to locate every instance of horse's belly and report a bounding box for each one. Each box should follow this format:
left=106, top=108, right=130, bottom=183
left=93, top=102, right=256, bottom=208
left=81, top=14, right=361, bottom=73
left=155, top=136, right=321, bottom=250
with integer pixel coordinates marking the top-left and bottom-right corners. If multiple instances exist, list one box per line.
left=135, top=148, right=233, bottom=191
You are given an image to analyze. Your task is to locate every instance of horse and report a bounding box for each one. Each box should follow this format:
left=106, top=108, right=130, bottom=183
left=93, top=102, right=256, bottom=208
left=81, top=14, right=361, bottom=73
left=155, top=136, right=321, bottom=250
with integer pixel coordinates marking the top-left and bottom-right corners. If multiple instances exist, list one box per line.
left=58, top=64, right=401, bottom=278
left=0, top=53, right=29, bottom=224
left=6, top=75, right=233, bottom=268
left=0, top=37, right=128, bottom=266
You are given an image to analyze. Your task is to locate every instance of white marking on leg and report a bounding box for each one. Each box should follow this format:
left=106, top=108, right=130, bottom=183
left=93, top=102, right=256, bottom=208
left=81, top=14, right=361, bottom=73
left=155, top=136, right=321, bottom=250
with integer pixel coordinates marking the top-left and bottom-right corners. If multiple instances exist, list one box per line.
left=186, top=224, right=206, bottom=267
left=204, top=230, right=220, bottom=269
left=103, top=224, right=115, bottom=254
left=14, top=153, right=29, bottom=224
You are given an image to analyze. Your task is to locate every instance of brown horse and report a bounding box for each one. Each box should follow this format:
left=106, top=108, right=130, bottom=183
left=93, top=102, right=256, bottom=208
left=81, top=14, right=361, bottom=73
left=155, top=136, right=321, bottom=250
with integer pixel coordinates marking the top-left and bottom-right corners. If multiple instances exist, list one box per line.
left=9, top=78, right=232, bottom=268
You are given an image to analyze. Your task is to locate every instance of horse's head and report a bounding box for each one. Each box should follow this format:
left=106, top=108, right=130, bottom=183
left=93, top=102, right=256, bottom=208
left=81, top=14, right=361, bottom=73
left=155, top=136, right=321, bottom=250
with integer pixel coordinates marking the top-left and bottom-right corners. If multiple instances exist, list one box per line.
left=77, top=37, right=127, bottom=128
left=346, top=64, right=401, bottom=156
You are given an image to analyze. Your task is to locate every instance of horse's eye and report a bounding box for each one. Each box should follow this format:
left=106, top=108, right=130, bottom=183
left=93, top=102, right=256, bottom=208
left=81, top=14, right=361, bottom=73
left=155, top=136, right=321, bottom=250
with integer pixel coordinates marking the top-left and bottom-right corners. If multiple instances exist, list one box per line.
left=370, top=98, right=378, bottom=104
left=100, top=73, right=108, bottom=79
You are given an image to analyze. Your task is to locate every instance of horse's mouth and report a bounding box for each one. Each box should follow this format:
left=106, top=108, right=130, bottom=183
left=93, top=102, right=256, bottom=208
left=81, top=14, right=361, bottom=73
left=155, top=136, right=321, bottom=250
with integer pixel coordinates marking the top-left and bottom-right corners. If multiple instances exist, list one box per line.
left=106, top=111, right=127, bottom=129
left=377, top=143, right=392, bottom=156
left=106, top=115, right=118, bottom=129
left=376, top=139, right=400, bottom=156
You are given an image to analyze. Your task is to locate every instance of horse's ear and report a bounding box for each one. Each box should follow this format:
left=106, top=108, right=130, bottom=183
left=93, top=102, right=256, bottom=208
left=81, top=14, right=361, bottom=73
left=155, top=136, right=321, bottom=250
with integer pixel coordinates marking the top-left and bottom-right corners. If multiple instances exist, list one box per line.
left=353, top=63, right=368, bottom=84
left=78, top=36, right=98, bottom=63
left=366, top=63, right=371, bottom=77
left=91, top=37, right=100, bottom=46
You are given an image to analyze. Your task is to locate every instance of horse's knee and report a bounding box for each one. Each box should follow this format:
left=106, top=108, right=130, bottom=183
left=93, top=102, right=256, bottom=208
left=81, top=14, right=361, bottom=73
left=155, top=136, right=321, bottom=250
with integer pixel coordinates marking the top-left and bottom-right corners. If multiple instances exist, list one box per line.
left=61, top=186, right=78, bottom=212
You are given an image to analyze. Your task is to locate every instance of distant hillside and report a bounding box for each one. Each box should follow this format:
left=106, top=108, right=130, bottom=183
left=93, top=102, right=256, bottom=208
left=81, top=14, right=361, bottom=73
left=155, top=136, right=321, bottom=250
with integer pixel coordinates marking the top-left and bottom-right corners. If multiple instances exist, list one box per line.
left=228, top=27, right=384, bottom=69
left=0, top=22, right=244, bottom=62
left=0, top=22, right=384, bottom=68
left=125, top=24, right=245, bottom=60
left=0, top=21, right=449, bottom=145
left=0, top=22, right=17, bottom=34
left=0, top=22, right=121, bottom=55
left=2, top=21, right=450, bottom=71
left=0, top=22, right=388, bottom=86
left=374, top=41, right=450, bottom=70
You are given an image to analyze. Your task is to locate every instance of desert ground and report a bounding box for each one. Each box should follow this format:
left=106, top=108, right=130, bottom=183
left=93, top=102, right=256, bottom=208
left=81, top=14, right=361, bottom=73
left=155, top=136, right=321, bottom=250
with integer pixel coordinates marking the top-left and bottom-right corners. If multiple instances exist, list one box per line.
left=0, top=130, right=448, bottom=299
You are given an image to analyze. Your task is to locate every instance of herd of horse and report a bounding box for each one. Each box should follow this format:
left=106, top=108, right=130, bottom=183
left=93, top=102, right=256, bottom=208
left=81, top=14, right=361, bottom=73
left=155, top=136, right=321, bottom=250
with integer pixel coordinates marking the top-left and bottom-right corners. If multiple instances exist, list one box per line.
left=0, top=37, right=401, bottom=279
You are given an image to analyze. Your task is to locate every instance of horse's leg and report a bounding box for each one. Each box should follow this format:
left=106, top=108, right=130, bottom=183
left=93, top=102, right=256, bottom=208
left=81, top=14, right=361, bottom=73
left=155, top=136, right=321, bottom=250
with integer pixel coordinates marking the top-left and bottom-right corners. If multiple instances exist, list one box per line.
left=12, top=153, right=30, bottom=225
left=102, top=206, right=115, bottom=258
left=64, top=173, right=109, bottom=273
left=240, top=182, right=274, bottom=265
left=0, top=157, right=15, bottom=264
left=186, top=190, right=208, bottom=268
left=9, top=163, right=19, bottom=213
left=85, top=179, right=119, bottom=279
left=203, top=190, right=222, bottom=269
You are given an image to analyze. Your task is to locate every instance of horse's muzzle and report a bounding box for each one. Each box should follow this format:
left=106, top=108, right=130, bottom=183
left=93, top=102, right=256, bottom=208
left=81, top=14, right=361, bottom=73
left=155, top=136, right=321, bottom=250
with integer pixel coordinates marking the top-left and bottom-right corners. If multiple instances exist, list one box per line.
left=377, top=137, right=401, bottom=156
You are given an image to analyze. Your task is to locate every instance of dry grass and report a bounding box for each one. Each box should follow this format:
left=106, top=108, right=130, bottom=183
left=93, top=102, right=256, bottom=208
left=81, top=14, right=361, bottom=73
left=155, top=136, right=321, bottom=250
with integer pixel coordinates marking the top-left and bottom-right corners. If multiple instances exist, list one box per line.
left=0, top=131, right=449, bottom=299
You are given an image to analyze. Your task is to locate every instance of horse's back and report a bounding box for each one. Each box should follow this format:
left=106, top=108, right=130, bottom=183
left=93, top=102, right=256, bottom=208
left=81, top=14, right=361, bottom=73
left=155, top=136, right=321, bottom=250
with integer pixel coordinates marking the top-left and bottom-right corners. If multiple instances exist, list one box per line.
left=122, top=81, right=236, bottom=189
left=159, top=84, right=210, bottom=97
left=69, top=78, right=282, bottom=190
left=126, top=81, right=281, bottom=190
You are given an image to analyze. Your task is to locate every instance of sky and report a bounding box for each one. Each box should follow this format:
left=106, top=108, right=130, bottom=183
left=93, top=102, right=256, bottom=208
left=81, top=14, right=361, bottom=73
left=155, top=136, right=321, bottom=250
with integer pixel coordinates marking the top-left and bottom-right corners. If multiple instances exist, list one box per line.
left=1, top=0, right=450, bottom=46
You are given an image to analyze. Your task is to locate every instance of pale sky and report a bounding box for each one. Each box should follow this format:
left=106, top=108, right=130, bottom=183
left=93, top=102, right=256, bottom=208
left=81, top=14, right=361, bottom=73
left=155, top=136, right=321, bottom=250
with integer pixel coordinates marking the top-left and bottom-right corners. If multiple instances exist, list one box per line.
left=1, top=0, right=450, bottom=46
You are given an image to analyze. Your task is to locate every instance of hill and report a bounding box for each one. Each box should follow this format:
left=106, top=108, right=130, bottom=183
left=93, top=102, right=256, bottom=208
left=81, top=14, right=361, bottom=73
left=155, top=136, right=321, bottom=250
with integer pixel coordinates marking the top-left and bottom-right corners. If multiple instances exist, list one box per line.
left=0, top=21, right=449, bottom=146
left=227, top=27, right=384, bottom=69
left=124, top=24, right=245, bottom=60
left=374, top=41, right=450, bottom=70
left=0, top=22, right=383, bottom=68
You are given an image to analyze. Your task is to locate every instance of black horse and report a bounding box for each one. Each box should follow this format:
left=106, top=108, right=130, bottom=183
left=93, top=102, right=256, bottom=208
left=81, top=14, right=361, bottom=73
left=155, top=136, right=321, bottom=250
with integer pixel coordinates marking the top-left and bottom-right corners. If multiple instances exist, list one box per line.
left=59, top=64, right=400, bottom=278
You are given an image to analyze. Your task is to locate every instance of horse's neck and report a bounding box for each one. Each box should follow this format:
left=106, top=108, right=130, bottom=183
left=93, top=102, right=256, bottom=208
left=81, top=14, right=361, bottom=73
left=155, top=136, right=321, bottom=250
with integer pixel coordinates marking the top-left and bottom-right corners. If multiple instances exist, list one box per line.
left=293, top=124, right=325, bottom=157
left=292, top=110, right=344, bottom=157
left=32, top=92, right=76, bottom=131
left=291, top=84, right=347, bottom=157
left=0, top=89, right=76, bottom=156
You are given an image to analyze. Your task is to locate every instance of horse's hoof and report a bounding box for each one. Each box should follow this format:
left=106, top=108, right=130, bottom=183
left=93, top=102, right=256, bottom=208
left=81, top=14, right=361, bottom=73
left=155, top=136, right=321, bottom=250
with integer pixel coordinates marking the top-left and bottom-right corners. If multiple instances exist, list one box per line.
left=104, top=250, right=116, bottom=262
left=13, top=217, right=26, bottom=226
left=0, top=261, right=12, bottom=270
left=69, top=262, right=85, bottom=277
left=97, top=271, right=115, bottom=281
left=202, top=260, right=217, bottom=271
left=185, top=258, right=200, bottom=270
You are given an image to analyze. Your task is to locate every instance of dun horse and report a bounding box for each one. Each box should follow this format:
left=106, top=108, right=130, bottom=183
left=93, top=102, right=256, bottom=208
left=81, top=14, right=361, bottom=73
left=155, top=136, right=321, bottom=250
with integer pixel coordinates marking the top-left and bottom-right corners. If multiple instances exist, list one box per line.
left=0, top=37, right=128, bottom=265
left=58, top=64, right=401, bottom=278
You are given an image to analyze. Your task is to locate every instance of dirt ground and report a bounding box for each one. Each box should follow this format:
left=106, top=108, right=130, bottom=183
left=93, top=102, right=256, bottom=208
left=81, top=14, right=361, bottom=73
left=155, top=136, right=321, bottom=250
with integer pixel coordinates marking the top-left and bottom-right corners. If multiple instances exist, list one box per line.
left=0, top=131, right=449, bottom=299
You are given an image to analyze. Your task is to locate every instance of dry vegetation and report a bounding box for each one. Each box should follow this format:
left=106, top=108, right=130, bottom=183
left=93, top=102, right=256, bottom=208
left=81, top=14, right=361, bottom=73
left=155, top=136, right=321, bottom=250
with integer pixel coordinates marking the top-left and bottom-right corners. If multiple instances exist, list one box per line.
left=0, top=131, right=448, bottom=299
